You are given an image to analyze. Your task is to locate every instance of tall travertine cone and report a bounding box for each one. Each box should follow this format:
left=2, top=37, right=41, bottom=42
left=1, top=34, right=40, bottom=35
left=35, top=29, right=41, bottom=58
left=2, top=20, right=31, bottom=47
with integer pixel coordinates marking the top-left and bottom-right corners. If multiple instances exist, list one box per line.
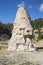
left=8, top=6, right=35, bottom=51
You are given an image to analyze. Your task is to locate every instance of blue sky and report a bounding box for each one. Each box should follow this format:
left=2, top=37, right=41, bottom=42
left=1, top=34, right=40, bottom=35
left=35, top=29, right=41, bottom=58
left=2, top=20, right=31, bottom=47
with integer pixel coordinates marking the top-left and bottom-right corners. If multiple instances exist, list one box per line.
left=0, top=0, right=43, bottom=23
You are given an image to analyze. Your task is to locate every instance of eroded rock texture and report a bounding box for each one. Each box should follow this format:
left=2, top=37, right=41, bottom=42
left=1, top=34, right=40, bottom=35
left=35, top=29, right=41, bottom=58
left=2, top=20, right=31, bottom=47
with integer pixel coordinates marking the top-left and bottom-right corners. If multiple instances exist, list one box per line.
left=8, top=6, right=35, bottom=51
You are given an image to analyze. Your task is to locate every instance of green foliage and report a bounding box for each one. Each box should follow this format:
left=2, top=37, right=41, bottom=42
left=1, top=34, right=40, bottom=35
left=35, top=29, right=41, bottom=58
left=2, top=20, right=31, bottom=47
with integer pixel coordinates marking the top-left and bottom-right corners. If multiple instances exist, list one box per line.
left=34, top=28, right=43, bottom=40
left=0, top=18, right=43, bottom=40
left=38, top=34, right=43, bottom=40
left=37, top=28, right=41, bottom=40
left=0, top=21, right=13, bottom=40
left=31, top=18, right=43, bottom=29
left=31, top=18, right=43, bottom=40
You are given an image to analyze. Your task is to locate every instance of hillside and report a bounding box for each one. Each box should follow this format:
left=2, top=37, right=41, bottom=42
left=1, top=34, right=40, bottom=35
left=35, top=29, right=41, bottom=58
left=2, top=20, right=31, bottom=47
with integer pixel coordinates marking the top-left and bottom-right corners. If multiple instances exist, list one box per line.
left=31, top=18, right=43, bottom=29
left=0, top=22, right=13, bottom=40
left=0, top=18, right=43, bottom=41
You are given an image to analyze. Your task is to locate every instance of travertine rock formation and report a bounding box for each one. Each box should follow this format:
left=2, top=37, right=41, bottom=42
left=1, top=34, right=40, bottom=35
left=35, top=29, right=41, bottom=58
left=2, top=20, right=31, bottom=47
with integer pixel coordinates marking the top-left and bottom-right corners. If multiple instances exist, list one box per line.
left=8, top=6, right=35, bottom=51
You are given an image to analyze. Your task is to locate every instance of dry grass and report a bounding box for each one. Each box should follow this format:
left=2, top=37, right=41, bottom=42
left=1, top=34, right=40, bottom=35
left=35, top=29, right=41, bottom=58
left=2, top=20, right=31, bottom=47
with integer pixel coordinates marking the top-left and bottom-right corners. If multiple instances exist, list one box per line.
left=0, top=41, right=8, bottom=52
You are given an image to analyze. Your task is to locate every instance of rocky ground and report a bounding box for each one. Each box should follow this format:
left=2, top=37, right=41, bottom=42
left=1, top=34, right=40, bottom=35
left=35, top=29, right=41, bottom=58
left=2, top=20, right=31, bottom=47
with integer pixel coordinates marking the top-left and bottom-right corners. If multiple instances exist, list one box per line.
left=0, top=40, right=43, bottom=65
left=0, top=51, right=43, bottom=65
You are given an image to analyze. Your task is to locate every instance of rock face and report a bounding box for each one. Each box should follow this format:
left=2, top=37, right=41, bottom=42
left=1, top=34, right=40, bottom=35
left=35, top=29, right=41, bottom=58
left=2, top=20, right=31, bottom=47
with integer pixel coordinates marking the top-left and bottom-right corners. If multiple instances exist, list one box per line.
left=8, top=6, right=35, bottom=51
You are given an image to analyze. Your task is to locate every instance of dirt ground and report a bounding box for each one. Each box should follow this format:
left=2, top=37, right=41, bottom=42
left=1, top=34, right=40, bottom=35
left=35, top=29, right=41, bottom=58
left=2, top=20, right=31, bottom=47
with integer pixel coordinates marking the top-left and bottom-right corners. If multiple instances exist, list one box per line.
left=0, top=51, right=43, bottom=65
left=0, top=40, right=43, bottom=65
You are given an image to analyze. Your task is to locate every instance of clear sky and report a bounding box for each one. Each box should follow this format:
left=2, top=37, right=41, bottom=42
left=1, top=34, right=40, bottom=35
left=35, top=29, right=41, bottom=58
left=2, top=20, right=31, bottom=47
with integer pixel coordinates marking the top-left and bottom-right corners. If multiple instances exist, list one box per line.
left=0, top=0, right=43, bottom=23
